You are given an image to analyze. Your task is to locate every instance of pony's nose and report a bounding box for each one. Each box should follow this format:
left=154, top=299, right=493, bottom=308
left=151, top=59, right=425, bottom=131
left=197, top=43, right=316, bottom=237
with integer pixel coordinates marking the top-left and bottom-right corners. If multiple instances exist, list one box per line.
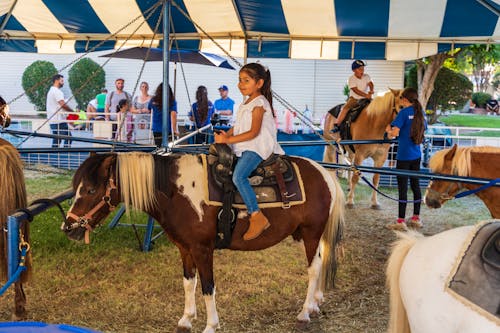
left=424, top=196, right=441, bottom=209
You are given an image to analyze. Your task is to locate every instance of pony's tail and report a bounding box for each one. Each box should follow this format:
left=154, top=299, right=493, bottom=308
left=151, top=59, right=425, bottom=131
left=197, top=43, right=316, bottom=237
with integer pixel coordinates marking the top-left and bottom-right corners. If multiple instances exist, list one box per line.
left=386, top=231, right=420, bottom=333
left=319, top=176, right=345, bottom=291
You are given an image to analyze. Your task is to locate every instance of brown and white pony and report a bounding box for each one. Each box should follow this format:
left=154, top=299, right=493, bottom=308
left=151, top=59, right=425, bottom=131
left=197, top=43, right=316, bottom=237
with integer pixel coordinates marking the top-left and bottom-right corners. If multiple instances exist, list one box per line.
left=323, top=89, right=404, bottom=208
left=425, top=145, right=500, bottom=218
left=64, top=152, right=345, bottom=333
left=0, top=97, right=30, bottom=320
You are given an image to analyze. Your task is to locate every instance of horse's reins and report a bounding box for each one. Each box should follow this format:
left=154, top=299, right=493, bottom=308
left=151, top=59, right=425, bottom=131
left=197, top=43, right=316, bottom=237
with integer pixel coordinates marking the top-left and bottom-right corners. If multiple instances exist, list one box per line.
left=427, top=178, right=500, bottom=201
left=66, top=178, right=117, bottom=244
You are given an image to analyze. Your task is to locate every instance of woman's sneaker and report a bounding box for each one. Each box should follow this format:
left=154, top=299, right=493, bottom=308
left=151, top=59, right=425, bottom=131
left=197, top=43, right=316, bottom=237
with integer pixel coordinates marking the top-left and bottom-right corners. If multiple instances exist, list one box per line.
left=407, top=215, right=423, bottom=229
left=386, top=218, right=408, bottom=231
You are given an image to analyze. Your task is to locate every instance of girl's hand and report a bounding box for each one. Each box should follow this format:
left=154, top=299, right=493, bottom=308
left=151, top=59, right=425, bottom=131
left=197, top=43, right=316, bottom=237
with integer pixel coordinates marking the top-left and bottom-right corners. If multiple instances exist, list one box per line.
left=214, top=130, right=228, bottom=143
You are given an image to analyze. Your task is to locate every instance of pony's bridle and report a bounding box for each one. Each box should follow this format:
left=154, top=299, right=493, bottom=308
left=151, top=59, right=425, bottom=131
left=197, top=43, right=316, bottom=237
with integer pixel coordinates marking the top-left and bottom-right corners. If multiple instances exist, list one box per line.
left=66, top=177, right=117, bottom=244
left=426, top=180, right=464, bottom=201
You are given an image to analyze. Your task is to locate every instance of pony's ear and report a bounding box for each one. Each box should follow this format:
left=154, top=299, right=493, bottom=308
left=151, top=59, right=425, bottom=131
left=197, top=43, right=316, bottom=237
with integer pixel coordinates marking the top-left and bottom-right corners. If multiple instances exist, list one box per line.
left=89, top=151, right=97, bottom=157
left=388, top=87, right=398, bottom=95
left=444, top=144, right=458, bottom=161
left=100, top=154, right=117, bottom=179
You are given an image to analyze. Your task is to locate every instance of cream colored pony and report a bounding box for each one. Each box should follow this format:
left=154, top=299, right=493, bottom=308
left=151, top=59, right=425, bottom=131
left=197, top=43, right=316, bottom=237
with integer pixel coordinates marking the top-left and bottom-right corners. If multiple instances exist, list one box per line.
left=323, top=89, right=404, bottom=208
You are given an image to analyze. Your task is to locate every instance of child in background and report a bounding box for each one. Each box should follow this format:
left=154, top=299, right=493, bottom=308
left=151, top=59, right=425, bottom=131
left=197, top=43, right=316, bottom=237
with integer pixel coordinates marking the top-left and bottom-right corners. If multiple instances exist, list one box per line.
left=215, top=63, right=284, bottom=241
left=116, top=98, right=132, bottom=142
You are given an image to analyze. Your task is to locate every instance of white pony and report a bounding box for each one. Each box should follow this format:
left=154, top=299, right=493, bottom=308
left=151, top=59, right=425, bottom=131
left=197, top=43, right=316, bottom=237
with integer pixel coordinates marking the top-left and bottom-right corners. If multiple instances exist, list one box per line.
left=386, top=221, right=499, bottom=333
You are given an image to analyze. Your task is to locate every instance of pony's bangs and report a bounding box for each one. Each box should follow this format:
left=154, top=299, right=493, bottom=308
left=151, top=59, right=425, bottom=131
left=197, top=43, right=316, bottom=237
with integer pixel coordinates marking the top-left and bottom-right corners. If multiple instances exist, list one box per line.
left=117, top=152, right=156, bottom=213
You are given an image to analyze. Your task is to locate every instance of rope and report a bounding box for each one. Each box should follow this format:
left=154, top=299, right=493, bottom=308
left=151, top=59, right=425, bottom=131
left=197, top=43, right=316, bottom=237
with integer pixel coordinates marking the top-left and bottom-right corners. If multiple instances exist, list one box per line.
left=0, top=247, right=27, bottom=296
left=359, top=173, right=422, bottom=204
left=454, top=178, right=500, bottom=199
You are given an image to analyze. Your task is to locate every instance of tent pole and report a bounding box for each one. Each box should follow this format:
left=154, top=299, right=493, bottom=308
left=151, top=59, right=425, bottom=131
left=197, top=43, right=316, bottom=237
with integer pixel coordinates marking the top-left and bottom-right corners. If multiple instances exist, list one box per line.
left=162, top=0, right=171, bottom=148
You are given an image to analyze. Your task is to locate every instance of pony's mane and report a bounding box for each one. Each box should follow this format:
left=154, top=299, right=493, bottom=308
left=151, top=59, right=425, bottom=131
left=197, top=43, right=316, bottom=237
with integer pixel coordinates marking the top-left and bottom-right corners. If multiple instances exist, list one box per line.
left=365, top=90, right=398, bottom=116
left=0, top=139, right=28, bottom=281
left=117, top=152, right=156, bottom=212
left=429, top=146, right=500, bottom=176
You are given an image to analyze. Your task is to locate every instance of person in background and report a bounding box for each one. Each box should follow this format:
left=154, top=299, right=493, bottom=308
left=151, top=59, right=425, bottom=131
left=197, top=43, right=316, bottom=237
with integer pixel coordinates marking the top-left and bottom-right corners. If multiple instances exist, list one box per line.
left=215, top=63, right=284, bottom=241
left=188, top=85, right=215, bottom=144
left=213, top=85, right=235, bottom=125
left=333, top=60, right=374, bottom=131
left=105, top=79, right=130, bottom=138
left=95, top=88, right=107, bottom=114
left=128, top=81, right=152, bottom=143
left=86, top=98, right=98, bottom=120
left=115, top=98, right=130, bottom=141
left=148, top=83, right=178, bottom=147
left=385, top=87, right=427, bottom=231
left=46, top=74, right=73, bottom=148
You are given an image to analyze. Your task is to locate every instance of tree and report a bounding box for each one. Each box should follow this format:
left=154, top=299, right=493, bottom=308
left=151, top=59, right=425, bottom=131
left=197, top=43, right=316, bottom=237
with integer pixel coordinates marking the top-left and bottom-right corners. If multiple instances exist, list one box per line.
left=454, top=44, right=500, bottom=92
left=68, top=58, right=105, bottom=109
left=21, top=60, right=58, bottom=111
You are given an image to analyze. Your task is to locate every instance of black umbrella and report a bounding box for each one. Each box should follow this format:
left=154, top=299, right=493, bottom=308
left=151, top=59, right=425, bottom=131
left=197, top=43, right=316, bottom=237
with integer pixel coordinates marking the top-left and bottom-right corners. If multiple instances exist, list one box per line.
left=100, top=47, right=235, bottom=69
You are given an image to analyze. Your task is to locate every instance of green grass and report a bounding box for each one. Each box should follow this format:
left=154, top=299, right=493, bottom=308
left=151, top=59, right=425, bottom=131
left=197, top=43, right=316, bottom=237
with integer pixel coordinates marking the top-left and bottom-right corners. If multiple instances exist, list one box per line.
left=439, top=114, right=500, bottom=128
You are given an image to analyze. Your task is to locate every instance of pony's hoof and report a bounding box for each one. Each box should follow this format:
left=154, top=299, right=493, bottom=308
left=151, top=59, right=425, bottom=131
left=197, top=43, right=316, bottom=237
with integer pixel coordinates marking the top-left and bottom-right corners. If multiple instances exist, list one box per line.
left=11, top=311, right=26, bottom=321
left=346, top=203, right=355, bottom=209
left=295, top=320, right=310, bottom=330
left=174, top=326, right=191, bottom=333
left=370, top=204, right=381, bottom=210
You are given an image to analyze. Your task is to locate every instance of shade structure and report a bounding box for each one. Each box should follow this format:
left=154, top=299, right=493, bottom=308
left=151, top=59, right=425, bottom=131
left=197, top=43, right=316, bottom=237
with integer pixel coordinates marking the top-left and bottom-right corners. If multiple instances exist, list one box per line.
left=100, top=47, right=235, bottom=69
left=0, top=0, right=498, bottom=60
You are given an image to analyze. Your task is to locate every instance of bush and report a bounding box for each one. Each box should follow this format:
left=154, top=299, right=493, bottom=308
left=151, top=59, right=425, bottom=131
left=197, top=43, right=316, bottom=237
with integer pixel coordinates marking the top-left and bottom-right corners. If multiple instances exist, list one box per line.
left=68, top=58, right=105, bottom=109
left=406, top=65, right=472, bottom=111
left=21, top=60, right=58, bottom=111
left=471, top=92, right=492, bottom=108
left=427, top=67, right=472, bottom=111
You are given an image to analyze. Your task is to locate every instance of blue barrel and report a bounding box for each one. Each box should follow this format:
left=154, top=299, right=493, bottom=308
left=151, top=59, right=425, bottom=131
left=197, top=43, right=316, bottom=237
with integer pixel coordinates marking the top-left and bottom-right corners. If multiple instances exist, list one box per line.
left=0, top=322, right=101, bottom=333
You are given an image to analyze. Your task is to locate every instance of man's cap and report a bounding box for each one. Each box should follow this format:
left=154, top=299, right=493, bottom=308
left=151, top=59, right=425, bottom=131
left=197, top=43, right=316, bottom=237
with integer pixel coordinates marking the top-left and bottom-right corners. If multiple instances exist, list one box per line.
left=351, top=60, right=366, bottom=70
left=218, top=85, right=228, bottom=91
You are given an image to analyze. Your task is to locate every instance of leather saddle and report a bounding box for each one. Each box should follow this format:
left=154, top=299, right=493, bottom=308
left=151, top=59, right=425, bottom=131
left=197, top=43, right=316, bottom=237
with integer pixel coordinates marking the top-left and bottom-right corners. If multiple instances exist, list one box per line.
left=328, top=98, right=371, bottom=143
left=448, top=221, right=500, bottom=319
left=206, top=144, right=303, bottom=249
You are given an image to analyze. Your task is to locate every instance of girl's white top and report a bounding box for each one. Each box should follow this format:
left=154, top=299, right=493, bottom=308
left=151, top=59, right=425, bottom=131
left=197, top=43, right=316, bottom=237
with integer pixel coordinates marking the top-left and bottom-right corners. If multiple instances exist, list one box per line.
left=232, top=95, right=285, bottom=159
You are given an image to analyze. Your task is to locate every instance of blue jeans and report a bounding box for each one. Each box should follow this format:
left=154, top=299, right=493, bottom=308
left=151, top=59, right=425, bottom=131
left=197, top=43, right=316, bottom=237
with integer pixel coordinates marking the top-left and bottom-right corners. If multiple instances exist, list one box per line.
left=232, top=151, right=263, bottom=214
left=50, top=123, right=71, bottom=148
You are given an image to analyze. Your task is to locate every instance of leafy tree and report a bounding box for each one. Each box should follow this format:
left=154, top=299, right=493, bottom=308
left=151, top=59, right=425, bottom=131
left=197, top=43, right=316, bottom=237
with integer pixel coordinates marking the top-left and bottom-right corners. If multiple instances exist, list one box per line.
left=21, top=60, right=58, bottom=111
left=452, top=44, right=500, bottom=92
left=406, top=65, right=472, bottom=110
left=68, top=58, right=105, bottom=109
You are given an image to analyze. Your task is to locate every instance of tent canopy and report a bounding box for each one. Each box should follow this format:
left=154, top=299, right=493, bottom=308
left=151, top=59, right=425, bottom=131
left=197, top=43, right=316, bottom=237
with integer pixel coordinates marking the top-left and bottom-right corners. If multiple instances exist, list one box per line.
left=0, top=0, right=498, bottom=60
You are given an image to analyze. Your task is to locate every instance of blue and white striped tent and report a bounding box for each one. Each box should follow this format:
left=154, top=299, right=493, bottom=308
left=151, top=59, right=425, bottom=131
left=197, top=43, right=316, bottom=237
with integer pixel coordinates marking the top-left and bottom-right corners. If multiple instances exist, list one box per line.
left=0, top=0, right=498, bottom=60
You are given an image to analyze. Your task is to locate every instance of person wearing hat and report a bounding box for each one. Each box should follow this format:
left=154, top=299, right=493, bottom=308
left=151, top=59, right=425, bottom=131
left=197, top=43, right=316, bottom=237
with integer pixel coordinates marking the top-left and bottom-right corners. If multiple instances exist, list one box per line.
left=214, top=85, right=235, bottom=125
left=333, top=60, right=375, bottom=131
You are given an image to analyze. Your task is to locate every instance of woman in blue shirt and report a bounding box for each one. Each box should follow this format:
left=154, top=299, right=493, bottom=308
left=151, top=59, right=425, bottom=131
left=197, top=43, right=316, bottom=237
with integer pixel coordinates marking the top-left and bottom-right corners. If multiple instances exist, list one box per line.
left=148, top=83, right=177, bottom=147
left=385, top=87, right=427, bottom=230
left=188, top=85, right=215, bottom=144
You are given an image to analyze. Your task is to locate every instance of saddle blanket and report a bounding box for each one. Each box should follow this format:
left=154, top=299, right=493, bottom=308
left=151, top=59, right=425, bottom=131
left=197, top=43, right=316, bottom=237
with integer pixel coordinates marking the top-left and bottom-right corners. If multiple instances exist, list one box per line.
left=446, top=220, right=500, bottom=325
left=201, top=154, right=306, bottom=209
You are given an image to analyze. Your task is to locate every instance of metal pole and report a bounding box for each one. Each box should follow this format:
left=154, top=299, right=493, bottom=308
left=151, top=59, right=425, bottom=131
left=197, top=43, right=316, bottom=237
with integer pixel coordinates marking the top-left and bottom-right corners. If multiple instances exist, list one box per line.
left=7, top=216, right=19, bottom=279
left=162, top=0, right=171, bottom=148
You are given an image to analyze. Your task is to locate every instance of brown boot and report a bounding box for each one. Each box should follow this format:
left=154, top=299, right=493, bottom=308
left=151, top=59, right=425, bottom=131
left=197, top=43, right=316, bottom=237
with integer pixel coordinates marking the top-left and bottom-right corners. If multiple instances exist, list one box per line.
left=243, top=211, right=270, bottom=241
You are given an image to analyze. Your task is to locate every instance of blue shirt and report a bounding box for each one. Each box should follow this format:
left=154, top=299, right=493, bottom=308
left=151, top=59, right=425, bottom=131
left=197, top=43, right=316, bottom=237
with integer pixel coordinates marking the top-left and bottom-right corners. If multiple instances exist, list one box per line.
left=188, top=102, right=215, bottom=127
left=214, top=97, right=235, bottom=120
left=391, top=106, right=427, bottom=161
left=149, top=100, right=177, bottom=134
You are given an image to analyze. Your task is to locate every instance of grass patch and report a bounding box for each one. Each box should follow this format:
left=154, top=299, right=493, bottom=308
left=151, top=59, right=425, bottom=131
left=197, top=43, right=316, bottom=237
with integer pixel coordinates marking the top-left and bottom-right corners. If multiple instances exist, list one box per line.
left=439, top=114, right=500, bottom=128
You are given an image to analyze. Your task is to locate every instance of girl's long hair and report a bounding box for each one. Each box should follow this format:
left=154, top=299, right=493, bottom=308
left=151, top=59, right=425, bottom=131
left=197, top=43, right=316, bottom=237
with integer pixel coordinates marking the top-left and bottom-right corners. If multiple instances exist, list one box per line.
left=116, top=98, right=128, bottom=113
left=152, top=83, right=175, bottom=109
left=240, top=63, right=275, bottom=117
left=195, top=85, right=209, bottom=124
left=402, top=87, right=425, bottom=144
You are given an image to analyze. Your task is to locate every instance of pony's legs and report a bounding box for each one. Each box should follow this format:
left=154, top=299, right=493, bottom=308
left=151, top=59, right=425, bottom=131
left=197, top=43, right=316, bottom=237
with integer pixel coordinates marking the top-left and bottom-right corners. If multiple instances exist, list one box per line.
left=191, top=249, right=219, bottom=333
left=177, top=249, right=198, bottom=332
left=370, top=154, right=387, bottom=209
left=13, top=281, right=26, bottom=320
left=297, top=245, right=323, bottom=323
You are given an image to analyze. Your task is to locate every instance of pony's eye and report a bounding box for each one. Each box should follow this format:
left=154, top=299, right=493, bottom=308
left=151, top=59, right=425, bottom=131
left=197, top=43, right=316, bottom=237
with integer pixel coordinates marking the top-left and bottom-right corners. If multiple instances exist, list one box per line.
left=88, top=189, right=96, bottom=195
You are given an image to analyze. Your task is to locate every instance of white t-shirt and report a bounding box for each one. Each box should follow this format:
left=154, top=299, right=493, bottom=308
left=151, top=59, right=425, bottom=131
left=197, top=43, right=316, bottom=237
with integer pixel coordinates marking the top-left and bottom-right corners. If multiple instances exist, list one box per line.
left=232, top=95, right=285, bottom=159
left=46, top=86, right=66, bottom=123
left=348, top=74, right=372, bottom=99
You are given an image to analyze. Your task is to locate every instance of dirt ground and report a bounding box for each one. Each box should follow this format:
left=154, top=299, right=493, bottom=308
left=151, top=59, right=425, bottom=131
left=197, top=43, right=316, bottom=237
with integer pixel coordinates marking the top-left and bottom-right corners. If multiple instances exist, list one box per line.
left=0, top=173, right=491, bottom=333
